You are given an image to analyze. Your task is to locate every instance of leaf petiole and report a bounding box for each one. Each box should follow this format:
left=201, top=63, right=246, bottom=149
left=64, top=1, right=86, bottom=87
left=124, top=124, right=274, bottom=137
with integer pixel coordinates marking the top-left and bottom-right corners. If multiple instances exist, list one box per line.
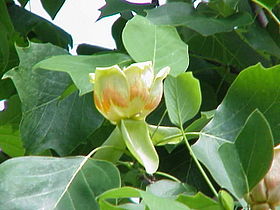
left=179, top=125, right=219, bottom=198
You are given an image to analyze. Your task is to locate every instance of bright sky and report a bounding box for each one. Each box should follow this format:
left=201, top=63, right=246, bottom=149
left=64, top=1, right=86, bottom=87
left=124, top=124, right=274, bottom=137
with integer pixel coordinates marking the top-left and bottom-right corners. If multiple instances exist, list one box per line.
left=23, top=0, right=166, bottom=53
left=0, top=0, right=166, bottom=111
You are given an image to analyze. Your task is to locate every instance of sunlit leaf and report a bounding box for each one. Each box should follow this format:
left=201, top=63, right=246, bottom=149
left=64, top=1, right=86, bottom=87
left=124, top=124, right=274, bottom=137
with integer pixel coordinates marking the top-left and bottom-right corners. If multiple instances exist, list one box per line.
left=120, top=119, right=159, bottom=174
left=0, top=156, right=120, bottom=209
left=34, top=53, right=131, bottom=95
left=123, top=15, right=189, bottom=76
left=193, top=64, right=279, bottom=198
left=164, top=72, right=201, bottom=126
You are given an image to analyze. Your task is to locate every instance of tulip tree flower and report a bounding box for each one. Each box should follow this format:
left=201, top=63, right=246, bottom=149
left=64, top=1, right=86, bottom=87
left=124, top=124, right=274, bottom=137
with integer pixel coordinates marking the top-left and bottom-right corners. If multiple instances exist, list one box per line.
left=89, top=61, right=170, bottom=124
left=90, top=61, right=170, bottom=174
left=245, top=144, right=280, bottom=210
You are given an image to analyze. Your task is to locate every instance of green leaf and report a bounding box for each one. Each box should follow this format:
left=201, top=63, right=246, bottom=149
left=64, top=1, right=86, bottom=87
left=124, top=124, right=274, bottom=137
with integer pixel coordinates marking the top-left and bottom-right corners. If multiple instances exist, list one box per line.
left=8, top=4, right=72, bottom=49
left=0, top=95, right=23, bottom=157
left=40, top=0, right=65, bottom=19
left=146, top=3, right=253, bottom=36
left=219, top=110, right=273, bottom=196
left=0, top=125, right=25, bottom=157
left=146, top=180, right=193, bottom=198
left=0, top=0, right=13, bottom=34
left=122, top=15, right=189, bottom=76
left=148, top=125, right=182, bottom=145
left=192, top=64, right=280, bottom=198
left=120, top=119, right=159, bottom=174
left=218, top=190, right=234, bottom=210
left=239, top=24, right=280, bottom=59
left=207, top=0, right=239, bottom=17
left=34, top=53, right=131, bottom=95
left=3, top=42, right=103, bottom=155
left=0, top=0, right=18, bottom=74
left=98, top=0, right=155, bottom=20
left=181, top=29, right=270, bottom=70
left=252, top=0, right=279, bottom=10
left=164, top=72, right=202, bottom=127
left=177, top=192, right=223, bottom=210
left=185, top=110, right=215, bottom=140
left=0, top=156, right=120, bottom=209
left=141, top=191, right=189, bottom=210
left=0, top=94, right=21, bottom=126
left=234, top=110, right=273, bottom=190
left=93, top=127, right=126, bottom=163
left=98, top=187, right=190, bottom=210
left=18, top=0, right=29, bottom=7
left=76, top=43, right=112, bottom=55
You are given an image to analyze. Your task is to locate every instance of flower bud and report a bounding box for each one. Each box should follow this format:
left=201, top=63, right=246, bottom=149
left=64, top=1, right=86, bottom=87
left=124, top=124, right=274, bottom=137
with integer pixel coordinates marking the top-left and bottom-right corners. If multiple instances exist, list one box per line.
left=245, top=144, right=280, bottom=210
left=89, top=61, right=170, bottom=124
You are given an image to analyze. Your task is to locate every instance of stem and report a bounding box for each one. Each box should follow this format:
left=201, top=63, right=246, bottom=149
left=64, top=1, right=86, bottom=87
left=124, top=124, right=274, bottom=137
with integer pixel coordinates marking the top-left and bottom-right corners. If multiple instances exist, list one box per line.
left=251, top=0, right=280, bottom=26
left=179, top=125, right=218, bottom=198
left=156, top=131, right=200, bottom=145
left=155, top=171, right=181, bottom=183
left=87, top=145, right=123, bottom=158
left=151, top=109, right=168, bottom=139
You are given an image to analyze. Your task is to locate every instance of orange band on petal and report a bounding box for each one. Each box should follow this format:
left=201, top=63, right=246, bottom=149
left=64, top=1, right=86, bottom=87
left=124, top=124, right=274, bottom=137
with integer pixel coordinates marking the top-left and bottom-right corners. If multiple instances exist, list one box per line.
left=144, top=97, right=161, bottom=110
left=103, top=88, right=128, bottom=108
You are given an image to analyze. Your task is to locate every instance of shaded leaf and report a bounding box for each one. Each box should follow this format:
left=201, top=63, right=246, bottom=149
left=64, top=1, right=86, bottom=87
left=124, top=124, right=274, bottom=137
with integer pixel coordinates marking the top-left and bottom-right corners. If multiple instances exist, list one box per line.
left=7, top=4, right=72, bottom=50
left=0, top=94, right=21, bottom=126
left=180, top=29, right=270, bottom=70
left=147, top=2, right=253, bottom=36
left=0, top=95, right=23, bottom=157
left=123, top=15, right=189, bottom=76
left=0, top=125, right=24, bottom=157
left=0, top=156, right=120, bottom=209
left=40, top=0, right=65, bottom=19
left=34, top=53, right=131, bottom=95
left=0, top=0, right=18, bottom=74
left=93, top=127, right=126, bottom=163
left=252, top=0, right=280, bottom=10
left=98, top=0, right=155, bottom=20
left=238, top=24, right=280, bottom=59
left=4, top=43, right=103, bottom=155
left=207, top=0, right=239, bottom=17
left=164, top=72, right=201, bottom=126
left=76, top=43, right=112, bottom=55
left=17, top=0, right=29, bottom=7
left=192, top=64, right=280, bottom=198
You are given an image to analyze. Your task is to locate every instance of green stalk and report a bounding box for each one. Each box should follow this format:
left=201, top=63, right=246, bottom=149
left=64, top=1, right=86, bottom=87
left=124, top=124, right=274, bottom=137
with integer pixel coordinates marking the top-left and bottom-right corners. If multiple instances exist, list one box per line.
left=151, top=109, right=168, bottom=139
left=155, top=171, right=181, bottom=183
left=179, top=125, right=218, bottom=198
left=251, top=0, right=280, bottom=26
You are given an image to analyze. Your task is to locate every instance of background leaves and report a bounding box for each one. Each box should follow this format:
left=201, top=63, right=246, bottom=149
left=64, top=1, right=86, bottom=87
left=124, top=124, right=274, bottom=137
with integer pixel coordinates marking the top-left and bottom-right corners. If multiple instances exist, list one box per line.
left=4, top=43, right=103, bottom=155
left=193, top=64, right=280, bottom=197
left=146, top=2, right=253, bottom=36
left=0, top=0, right=280, bottom=209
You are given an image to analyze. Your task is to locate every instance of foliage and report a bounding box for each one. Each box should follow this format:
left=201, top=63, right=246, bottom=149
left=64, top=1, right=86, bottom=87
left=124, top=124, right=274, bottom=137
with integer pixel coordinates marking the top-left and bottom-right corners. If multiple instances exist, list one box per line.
left=0, top=0, right=280, bottom=209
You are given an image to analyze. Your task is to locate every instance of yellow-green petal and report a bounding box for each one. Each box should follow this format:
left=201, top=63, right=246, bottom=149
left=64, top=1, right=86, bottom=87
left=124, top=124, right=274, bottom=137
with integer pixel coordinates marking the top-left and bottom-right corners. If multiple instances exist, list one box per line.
left=94, top=65, right=130, bottom=123
left=141, top=66, right=170, bottom=118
